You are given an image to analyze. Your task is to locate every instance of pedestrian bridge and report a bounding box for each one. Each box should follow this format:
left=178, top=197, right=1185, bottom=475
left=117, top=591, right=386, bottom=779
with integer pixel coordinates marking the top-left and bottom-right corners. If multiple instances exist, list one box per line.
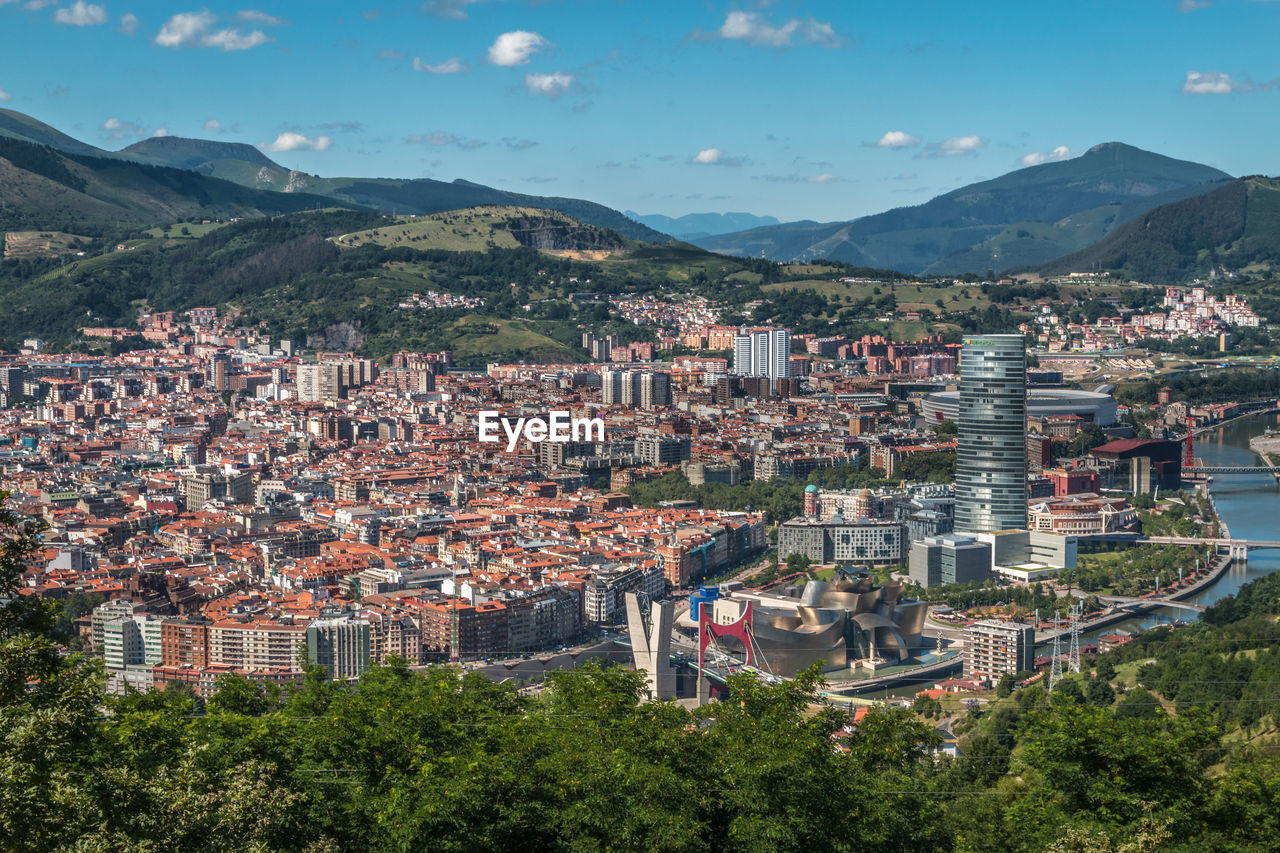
left=1185, top=466, right=1280, bottom=475
left=1083, top=534, right=1280, bottom=558
left=1142, top=536, right=1280, bottom=555
left=1102, top=595, right=1207, bottom=613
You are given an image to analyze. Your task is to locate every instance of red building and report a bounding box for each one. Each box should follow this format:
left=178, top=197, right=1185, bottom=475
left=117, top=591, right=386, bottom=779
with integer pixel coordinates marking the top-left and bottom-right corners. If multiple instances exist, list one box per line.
left=1045, top=467, right=1101, bottom=497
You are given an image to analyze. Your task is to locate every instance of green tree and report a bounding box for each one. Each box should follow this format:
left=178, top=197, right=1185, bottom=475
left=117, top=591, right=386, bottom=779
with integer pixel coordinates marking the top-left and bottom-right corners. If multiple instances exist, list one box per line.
left=785, top=552, right=812, bottom=574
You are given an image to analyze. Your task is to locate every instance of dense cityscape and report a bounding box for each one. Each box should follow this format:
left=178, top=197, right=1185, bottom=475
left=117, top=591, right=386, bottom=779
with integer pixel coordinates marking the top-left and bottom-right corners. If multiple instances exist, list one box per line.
left=9, top=0, right=1280, bottom=849
left=5, top=272, right=1280, bottom=848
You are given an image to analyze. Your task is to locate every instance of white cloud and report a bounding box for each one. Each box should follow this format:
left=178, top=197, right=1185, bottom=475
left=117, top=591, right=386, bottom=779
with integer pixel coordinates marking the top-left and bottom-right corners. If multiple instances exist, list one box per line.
left=873, top=130, right=920, bottom=149
left=487, top=30, right=547, bottom=66
left=503, top=137, right=537, bottom=151
left=1183, top=70, right=1234, bottom=94
left=119, top=12, right=138, bottom=34
left=413, top=56, right=468, bottom=74
left=155, top=11, right=214, bottom=45
left=263, top=132, right=331, bottom=152
left=524, top=71, right=573, bottom=97
left=375, top=49, right=405, bottom=59
left=1178, top=0, right=1212, bottom=11
left=202, top=27, right=270, bottom=50
left=941, top=135, right=984, bottom=155
left=406, top=131, right=485, bottom=150
left=807, top=173, right=839, bottom=184
left=236, top=9, right=289, bottom=25
left=1020, top=145, right=1074, bottom=166
left=21, top=0, right=57, bottom=9
left=917, top=135, right=986, bottom=158
left=153, top=127, right=169, bottom=137
left=717, top=10, right=841, bottom=48
left=690, top=147, right=746, bottom=167
left=0, top=87, right=11, bottom=101
left=204, top=118, right=221, bottom=131
left=422, top=0, right=487, bottom=19
left=155, top=11, right=271, bottom=50
left=54, top=1, right=107, bottom=26
left=99, top=117, right=146, bottom=140
left=1181, top=70, right=1278, bottom=94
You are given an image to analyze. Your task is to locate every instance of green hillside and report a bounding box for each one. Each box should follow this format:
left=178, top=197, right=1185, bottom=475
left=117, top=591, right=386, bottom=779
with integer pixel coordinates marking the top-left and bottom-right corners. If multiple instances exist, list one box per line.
left=1031, top=177, right=1280, bottom=281
left=0, top=135, right=353, bottom=234
left=924, top=179, right=1237, bottom=275
left=696, top=142, right=1233, bottom=273
left=0, top=108, right=110, bottom=158
left=0, top=111, right=669, bottom=243
left=0, top=207, right=767, bottom=363
left=335, top=206, right=628, bottom=254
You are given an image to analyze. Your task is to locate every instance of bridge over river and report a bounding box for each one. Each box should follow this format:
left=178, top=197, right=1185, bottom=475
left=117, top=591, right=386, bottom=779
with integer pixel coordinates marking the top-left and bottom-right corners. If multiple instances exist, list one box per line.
left=1100, top=595, right=1207, bottom=613
left=1082, top=534, right=1280, bottom=558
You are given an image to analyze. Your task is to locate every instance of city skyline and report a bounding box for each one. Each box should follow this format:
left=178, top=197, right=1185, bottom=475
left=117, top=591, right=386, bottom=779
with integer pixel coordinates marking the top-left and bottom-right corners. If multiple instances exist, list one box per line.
left=1, top=0, right=1279, bottom=221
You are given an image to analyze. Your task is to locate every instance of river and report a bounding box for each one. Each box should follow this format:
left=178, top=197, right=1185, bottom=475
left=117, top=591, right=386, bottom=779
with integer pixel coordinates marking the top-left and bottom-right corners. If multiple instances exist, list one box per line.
left=1085, top=411, right=1280, bottom=637
left=839, top=415, right=1280, bottom=698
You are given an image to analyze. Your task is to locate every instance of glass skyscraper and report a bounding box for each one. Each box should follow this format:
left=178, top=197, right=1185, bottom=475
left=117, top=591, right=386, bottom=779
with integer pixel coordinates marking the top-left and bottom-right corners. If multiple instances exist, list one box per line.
left=955, top=334, right=1027, bottom=532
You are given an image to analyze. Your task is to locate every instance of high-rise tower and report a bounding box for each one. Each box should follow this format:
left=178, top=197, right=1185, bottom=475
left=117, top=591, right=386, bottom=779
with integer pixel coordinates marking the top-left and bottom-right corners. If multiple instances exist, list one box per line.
left=955, top=334, right=1027, bottom=532
left=732, top=328, right=791, bottom=380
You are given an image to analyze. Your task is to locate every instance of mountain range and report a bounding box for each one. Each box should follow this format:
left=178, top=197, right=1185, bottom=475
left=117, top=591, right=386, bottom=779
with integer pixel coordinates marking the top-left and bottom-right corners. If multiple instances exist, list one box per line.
left=2, top=109, right=1276, bottom=282
left=0, top=109, right=667, bottom=242
left=623, top=210, right=780, bottom=240
left=692, top=143, right=1235, bottom=275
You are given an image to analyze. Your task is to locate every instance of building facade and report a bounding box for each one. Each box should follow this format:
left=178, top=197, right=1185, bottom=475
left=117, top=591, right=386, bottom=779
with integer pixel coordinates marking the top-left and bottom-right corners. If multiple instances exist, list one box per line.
left=307, top=615, right=372, bottom=679
left=908, top=535, right=992, bottom=588
left=955, top=335, right=1027, bottom=533
left=965, top=619, right=1035, bottom=678
left=732, top=327, right=791, bottom=381
left=778, top=516, right=905, bottom=565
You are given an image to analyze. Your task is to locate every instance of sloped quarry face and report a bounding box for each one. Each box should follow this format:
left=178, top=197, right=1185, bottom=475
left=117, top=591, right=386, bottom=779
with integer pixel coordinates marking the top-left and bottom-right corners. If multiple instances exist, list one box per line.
left=502, top=215, right=625, bottom=252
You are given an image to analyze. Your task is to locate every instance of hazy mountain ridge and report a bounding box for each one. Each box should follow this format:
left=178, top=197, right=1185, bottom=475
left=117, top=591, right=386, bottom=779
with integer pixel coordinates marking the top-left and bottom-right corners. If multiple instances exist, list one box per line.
left=624, top=210, right=780, bottom=239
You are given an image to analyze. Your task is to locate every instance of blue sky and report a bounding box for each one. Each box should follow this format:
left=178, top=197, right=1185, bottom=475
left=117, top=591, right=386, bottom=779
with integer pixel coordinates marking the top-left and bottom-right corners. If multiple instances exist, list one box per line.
left=1, top=0, right=1278, bottom=223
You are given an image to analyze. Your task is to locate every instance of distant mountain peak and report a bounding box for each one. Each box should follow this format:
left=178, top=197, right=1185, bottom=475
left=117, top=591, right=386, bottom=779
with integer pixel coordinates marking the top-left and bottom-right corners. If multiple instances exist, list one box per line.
left=694, top=141, right=1234, bottom=274
left=625, top=210, right=780, bottom=239
left=118, top=136, right=284, bottom=171
left=1086, top=141, right=1133, bottom=154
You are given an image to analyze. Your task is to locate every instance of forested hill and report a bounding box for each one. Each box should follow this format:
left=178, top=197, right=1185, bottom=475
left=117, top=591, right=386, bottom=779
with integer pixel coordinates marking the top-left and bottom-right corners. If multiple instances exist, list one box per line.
left=0, top=135, right=350, bottom=234
left=694, top=142, right=1233, bottom=274
left=1029, top=176, right=1280, bottom=281
left=0, top=207, right=772, bottom=362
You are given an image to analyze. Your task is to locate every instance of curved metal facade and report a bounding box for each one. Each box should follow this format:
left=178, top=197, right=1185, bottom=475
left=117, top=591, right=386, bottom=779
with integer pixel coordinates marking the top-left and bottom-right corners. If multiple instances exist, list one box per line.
left=955, top=335, right=1027, bottom=533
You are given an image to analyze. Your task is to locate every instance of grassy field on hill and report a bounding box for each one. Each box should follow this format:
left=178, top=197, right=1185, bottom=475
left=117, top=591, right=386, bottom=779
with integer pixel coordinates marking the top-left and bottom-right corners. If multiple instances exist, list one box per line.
left=2, top=230, right=91, bottom=258
left=444, top=315, right=579, bottom=362
left=334, top=207, right=549, bottom=252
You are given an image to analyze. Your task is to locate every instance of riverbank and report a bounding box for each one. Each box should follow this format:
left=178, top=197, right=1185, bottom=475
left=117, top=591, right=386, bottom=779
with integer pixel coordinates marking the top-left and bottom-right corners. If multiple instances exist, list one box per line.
left=1249, top=431, right=1280, bottom=467
left=1190, top=405, right=1279, bottom=438
left=1038, top=550, right=1234, bottom=646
